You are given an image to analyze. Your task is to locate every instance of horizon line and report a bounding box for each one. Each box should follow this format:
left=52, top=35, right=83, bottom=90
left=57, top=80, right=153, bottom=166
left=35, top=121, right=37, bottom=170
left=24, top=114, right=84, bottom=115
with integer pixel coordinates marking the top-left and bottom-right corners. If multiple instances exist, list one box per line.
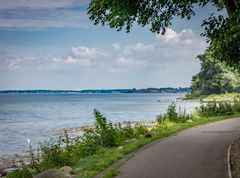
left=0, top=87, right=191, bottom=91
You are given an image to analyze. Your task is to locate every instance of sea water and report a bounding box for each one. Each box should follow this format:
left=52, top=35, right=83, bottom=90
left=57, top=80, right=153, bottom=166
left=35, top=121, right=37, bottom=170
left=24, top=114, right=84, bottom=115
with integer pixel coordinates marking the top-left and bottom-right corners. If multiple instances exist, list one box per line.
left=0, top=93, right=199, bottom=156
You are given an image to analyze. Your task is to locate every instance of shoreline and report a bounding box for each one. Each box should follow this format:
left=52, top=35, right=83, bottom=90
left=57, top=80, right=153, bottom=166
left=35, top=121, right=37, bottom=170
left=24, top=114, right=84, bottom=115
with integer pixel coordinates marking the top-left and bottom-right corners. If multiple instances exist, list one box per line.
left=52, top=120, right=158, bottom=135
left=3, top=113, right=240, bottom=177
left=0, top=120, right=158, bottom=176
left=0, top=154, right=32, bottom=177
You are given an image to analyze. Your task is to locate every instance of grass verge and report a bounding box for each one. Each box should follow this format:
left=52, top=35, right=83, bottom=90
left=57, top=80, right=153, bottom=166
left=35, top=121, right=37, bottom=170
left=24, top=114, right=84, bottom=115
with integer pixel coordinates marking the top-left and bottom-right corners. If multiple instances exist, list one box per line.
left=73, top=114, right=240, bottom=178
left=184, top=92, right=240, bottom=102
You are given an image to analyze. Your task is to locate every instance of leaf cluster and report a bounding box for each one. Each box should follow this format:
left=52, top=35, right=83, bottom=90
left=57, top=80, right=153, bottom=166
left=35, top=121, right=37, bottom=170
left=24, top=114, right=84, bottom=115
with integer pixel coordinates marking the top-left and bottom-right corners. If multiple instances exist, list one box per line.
left=202, top=13, right=240, bottom=66
left=88, top=0, right=211, bottom=34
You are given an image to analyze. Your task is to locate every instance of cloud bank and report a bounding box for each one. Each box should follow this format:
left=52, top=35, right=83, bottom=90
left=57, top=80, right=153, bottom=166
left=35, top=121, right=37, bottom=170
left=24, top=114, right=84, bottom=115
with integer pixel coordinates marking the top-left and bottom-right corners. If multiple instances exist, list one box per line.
left=0, top=0, right=90, bottom=29
left=0, top=28, right=207, bottom=89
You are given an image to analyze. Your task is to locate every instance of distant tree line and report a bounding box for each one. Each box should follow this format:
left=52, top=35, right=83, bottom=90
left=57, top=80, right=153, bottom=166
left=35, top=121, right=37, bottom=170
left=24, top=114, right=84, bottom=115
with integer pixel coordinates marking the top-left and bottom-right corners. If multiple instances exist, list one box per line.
left=128, top=87, right=190, bottom=93
left=0, top=88, right=190, bottom=94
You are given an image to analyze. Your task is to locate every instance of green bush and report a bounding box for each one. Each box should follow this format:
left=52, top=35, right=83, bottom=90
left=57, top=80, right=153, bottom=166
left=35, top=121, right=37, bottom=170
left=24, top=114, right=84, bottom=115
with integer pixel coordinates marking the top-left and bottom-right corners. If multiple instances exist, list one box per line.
left=94, top=109, right=118, bottom=147
left=156, top=102, right=191, bottom=124
left=178, top=113, right=191, bottom=123
left=81, top=128, right=100, bottom=156
left=7, top=167, right=33, bottom=178
left=37, top=109, right=138, bottom=170
left=197, top=101, right=234, bottom=117
left=218, top=103, right=234, bottom=115
left=166, top=102, right=178, bottom=121
left=40, top=130, right=81, bottom=168
left=156, top=113, right=170, bottom=124
left=115, top=122, right=134, bottom=145
left=233, top=101, right=240, bottom=112
left=134, top=124, right=148, bottom=137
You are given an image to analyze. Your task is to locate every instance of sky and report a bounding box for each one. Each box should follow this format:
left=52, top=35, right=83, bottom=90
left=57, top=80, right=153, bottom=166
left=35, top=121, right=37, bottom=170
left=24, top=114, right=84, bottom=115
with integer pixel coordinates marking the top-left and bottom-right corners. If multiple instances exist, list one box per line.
left=0, top=0, right=226, bottom=90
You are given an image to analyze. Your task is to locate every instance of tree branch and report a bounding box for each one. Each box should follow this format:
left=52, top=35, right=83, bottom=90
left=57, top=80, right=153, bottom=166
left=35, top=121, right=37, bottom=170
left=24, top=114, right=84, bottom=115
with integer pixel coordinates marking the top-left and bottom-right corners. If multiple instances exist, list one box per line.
left=224, top=0, right=237, bottom=17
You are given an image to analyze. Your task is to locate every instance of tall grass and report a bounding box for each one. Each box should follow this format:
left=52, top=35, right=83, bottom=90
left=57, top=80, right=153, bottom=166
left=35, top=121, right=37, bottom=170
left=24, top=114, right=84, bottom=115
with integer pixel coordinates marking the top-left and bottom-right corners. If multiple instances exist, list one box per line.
left=196, top=101, right=240, bottom=117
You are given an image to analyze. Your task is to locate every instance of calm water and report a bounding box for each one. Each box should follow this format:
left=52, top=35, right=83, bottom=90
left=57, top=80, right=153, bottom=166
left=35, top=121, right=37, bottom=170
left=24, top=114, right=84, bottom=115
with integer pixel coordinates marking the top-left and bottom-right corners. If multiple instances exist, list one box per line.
left=0, top=93, right=199, bottom=156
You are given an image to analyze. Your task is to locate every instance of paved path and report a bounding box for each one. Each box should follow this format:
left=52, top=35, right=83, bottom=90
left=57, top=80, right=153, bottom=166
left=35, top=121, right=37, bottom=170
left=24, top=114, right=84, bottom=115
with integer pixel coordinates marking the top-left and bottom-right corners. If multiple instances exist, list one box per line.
left=116, top=118, right=240, bottom=178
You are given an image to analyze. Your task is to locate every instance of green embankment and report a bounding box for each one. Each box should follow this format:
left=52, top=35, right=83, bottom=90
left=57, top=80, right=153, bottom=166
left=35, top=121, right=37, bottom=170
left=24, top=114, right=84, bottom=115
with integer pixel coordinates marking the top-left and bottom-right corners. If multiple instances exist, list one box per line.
left=185, top=93, right=240, bottom=102
left=74, top=115, right=240, bottom=178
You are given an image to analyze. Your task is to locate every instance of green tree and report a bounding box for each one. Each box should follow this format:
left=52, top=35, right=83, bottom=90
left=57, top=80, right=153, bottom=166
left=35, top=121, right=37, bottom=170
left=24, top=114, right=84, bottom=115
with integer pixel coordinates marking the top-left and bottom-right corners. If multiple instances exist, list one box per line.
left=190, top=52, right=240, bottom=96
left=88, top=0, right=240, bottom=66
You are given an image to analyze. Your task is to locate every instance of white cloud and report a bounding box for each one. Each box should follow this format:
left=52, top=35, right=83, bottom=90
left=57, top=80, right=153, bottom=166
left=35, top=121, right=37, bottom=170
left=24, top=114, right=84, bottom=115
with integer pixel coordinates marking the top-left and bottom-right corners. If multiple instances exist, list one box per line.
left=52, top=58, right=61, bottom=62
left=0, top=28, right=207, bottom=89
left=117, top=57, right=135, bottom=65
left=50, top=47, right=101, bottom=68
left=106, top=56, right=148, bottom=73
left=157, top=28, right=206, bottom=48
left=49, top=28, right=205, bottom=73
left=1, top=28, right=205, bottom=73
left=112, top=43, right=121, bottom=51
left=116, top=56, right=147, bottom=66
left=71, top=46, right=109, bottom=59
left=63, top=56, right=91, bottom=66
left=158, top=28, right=179, bottom=43
left=178, top=29, right=200, bottom=45
left=63, top=56, right=78, bottom=64
left=130, top=43, right=154, bottom=52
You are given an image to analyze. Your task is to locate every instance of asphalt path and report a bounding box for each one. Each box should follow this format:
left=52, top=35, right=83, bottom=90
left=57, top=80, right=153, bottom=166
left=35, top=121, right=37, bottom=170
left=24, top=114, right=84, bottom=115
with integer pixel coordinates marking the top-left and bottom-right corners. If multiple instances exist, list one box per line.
left=116, top=117, right=240, bottom=178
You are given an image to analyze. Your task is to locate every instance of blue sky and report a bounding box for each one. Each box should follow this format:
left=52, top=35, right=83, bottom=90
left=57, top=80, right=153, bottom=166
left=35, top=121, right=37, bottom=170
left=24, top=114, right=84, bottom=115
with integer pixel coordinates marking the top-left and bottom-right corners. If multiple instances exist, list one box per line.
left=0, top=0, right=226, bottom=90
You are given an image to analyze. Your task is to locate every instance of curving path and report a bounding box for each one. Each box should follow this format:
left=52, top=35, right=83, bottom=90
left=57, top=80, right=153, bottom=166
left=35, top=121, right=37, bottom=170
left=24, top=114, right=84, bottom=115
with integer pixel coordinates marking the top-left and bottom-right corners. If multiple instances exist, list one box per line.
left=116, top=117, right=240, bottom=178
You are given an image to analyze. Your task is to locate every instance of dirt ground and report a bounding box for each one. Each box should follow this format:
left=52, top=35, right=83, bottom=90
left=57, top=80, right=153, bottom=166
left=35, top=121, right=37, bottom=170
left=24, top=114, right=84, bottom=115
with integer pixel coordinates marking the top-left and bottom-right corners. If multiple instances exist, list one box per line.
left=231, top=137, right=240, bottom=178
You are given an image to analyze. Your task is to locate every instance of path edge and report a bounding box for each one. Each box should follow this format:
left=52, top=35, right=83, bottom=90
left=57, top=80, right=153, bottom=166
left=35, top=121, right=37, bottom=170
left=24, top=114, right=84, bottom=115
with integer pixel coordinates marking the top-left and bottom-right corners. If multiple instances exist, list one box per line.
left=227, top=143, right=233, bottom=178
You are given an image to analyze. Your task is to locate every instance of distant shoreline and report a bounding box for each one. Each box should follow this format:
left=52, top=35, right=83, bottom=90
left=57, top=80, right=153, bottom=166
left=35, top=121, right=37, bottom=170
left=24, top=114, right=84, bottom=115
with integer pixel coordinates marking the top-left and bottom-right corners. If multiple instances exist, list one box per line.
left=0, top=87, right=191, bottom=94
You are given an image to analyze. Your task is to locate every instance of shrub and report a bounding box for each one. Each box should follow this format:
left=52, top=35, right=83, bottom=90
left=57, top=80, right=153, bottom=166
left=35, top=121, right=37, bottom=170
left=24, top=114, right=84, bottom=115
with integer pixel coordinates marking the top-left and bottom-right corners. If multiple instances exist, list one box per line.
left=156, top=102, right=182, bottom=124
left=115, top=122, right=134, bottom=145
left=233, top=101, right=240, bottom=112
left=94, top=109, right=118, bottom=147
left=196, top=101, right=234, bottom=117
left=40, top=130, right=80, bottom=168
left=7, top=167, right=32, bottom=178
left=121, top=122, right=134, bottom=139
left=40, top=140, right=63, bottom=167
left=166, top=102, right=178, bottom=121
left=156, top=114, right=168, bottom=124
left=156, top=114, right=173, bottom=130
left=218, top=103, right=234, bottom=115
left=80, top=128, right=100, bottom=156
left=134, top=124, right=148, bottom=137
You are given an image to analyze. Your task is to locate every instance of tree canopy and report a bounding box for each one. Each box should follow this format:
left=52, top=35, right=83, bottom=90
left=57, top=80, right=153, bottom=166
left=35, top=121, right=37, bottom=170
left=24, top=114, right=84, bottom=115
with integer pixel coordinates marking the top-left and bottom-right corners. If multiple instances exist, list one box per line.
left=190, top=52, right=240, bottom=96
left=88, top=0, right=240, bottom=66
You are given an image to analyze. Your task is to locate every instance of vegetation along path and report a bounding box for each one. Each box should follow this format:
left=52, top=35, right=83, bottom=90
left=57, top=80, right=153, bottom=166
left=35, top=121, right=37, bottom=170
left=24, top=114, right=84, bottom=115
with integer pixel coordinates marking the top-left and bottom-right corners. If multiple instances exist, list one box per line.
left=116, top=117, right=240, bottom=178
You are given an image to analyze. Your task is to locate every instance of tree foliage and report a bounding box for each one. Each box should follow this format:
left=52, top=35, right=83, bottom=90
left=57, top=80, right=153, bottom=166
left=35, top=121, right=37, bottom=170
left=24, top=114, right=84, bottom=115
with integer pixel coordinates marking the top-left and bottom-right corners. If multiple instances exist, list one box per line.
left=202, top=12, right=240, bottom=66
left=88, top=0, right=240, bottom=66
left=190, top=52, right=240, bottom=96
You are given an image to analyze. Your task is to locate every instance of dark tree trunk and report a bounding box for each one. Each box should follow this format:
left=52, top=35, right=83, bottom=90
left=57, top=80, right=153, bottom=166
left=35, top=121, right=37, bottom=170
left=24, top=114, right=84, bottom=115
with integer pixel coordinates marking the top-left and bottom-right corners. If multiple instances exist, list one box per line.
left=224, top=0, right=237, bottom=17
